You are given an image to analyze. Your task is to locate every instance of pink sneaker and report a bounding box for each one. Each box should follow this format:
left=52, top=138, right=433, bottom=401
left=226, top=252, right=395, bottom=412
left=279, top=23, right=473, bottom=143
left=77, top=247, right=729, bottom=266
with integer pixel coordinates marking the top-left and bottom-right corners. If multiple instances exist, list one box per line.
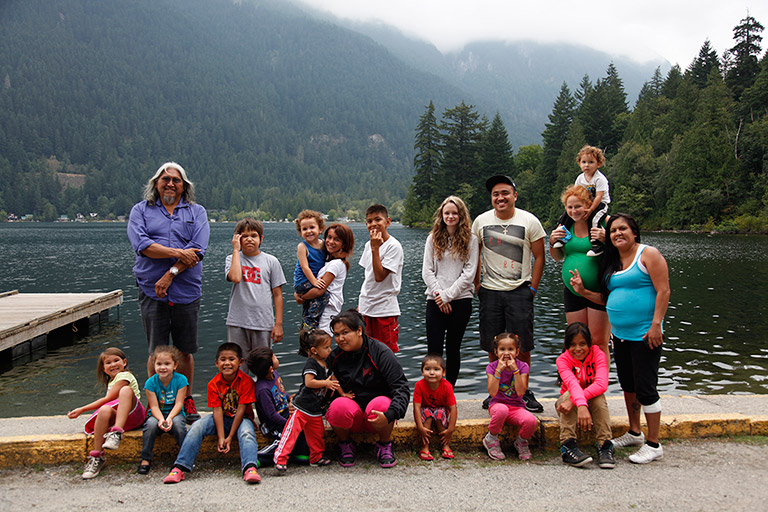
left=514, top=436, right=532, bottom=460
left=483, top=433, right=506, bottom=460
left=243, top=467, right=261, bottom=484
left=163, top=468, right=185, bottom=484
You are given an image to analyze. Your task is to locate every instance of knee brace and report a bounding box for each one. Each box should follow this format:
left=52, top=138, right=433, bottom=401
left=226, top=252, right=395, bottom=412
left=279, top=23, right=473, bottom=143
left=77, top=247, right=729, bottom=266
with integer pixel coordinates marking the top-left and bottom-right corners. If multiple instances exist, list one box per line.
left=642, top=399, right=661, bottom=414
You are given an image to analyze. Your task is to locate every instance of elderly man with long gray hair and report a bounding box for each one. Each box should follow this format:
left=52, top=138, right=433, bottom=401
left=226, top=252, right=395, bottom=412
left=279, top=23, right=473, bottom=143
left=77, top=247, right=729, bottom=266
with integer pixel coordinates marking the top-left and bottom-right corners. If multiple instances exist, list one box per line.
left=127, top=162, right=209, bottom=423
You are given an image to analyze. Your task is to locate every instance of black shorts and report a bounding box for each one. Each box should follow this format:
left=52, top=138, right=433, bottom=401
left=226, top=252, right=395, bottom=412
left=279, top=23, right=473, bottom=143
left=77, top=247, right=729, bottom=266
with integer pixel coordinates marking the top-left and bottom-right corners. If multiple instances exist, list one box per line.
left=563, top=287, right=606, bottom=313
left=612, top=334, right=662, bottom=406
left=478, top=285, right=534, bottom=353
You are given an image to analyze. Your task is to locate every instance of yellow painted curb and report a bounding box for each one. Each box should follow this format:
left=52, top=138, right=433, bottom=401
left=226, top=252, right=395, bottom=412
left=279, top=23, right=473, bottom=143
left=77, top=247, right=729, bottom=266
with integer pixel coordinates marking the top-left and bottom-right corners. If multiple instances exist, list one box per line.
left=0, top=413, right=765, bottom=469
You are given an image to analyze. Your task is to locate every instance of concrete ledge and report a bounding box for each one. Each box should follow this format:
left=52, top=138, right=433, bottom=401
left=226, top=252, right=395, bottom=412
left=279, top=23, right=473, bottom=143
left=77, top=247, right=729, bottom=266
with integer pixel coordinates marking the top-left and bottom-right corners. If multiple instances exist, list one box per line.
left=0, top=395, right=766, bottom=468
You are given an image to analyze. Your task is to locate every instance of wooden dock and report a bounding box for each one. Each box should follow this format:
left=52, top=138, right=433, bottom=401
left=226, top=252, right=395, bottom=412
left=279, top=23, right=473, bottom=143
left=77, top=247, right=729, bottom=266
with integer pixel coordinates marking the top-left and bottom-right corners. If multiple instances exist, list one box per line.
left=0, top=290, right=123, bottom=366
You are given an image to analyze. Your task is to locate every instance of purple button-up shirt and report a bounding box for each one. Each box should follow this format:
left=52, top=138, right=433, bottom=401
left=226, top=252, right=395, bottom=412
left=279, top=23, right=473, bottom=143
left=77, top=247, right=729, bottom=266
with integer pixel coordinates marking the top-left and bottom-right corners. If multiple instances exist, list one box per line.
left=127, top=198, right=210, bottom=304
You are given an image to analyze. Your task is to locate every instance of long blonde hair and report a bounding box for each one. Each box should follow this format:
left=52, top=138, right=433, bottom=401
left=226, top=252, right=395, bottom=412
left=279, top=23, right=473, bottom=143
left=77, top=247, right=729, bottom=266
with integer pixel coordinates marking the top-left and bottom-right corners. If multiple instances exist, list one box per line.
left=430, top=196, right=472, bottom=261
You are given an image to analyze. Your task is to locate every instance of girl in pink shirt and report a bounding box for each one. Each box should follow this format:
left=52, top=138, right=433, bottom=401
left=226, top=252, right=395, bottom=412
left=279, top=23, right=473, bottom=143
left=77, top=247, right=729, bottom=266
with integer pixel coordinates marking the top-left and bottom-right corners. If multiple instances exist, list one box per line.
left=555, top=322, right=614, bottom=468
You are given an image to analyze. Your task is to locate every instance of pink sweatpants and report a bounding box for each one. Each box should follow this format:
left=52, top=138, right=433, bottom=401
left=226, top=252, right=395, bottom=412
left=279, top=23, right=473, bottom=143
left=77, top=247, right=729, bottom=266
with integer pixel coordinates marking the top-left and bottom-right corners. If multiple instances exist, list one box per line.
left=488, top=403, right=537, bottom=438
left=326, top=396, right=392, bottom=432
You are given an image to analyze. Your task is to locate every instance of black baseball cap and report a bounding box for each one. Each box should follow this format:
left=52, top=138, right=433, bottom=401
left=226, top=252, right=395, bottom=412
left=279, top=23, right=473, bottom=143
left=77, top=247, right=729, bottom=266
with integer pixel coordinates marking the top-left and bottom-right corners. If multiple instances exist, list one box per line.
left=485, top=175, right=516, bottom=192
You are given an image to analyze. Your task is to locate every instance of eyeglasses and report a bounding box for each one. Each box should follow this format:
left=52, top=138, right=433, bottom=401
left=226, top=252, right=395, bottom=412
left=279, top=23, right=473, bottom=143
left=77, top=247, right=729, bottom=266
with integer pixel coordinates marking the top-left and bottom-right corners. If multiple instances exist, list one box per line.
left=159, top=176, right=183, bottom=184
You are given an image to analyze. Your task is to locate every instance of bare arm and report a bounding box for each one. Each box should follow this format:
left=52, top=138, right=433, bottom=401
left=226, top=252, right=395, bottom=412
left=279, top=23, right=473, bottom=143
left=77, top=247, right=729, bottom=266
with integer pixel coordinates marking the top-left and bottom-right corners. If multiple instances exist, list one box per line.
left=303, top=371, right=339, bottom=391
left=642, top=246, right=670, bottom=349
left=474, top=240, right=482, bottom=292
left=585, top=190, right=604, bottom=215
left=530, top=237, right=545, bottom=292
left=370, top=233, right=391, bottom=282
left=271, top=286, right=283, bottom=343
left=297, top=243, right=319, bottom=287
left=67, top=380, right=129, bottom=418
left=297, top=270, right=336, bottom=300
left=227, top=235, right=243, bottom=283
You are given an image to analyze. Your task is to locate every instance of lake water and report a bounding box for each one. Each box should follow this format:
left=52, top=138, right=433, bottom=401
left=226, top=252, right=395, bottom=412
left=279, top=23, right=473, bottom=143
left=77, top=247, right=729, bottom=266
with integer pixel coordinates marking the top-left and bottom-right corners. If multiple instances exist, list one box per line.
left=0, top=222, right=767, bottom=418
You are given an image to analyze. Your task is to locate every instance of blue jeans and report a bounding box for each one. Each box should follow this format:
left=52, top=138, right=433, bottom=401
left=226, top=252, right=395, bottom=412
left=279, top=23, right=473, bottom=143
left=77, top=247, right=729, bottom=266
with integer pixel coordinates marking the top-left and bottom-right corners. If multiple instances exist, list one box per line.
left=141, top=414, right=187, bottom=461
left=173, top=414, right=259, bottom=473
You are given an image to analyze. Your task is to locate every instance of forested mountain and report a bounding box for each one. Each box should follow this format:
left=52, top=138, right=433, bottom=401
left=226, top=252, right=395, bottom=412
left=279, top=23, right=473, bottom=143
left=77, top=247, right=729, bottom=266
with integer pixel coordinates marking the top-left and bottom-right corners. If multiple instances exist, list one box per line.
left=0, top=0, right=467, bottom=220
left=405, top=15, right=768, bottom=232
left=336, top=18, right=666, bottom=147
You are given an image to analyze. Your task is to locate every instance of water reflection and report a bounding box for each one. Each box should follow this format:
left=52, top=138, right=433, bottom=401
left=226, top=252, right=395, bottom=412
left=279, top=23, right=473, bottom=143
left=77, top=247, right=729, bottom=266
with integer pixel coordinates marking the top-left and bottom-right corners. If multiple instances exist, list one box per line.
left=0, top=223, right=766, bottom=418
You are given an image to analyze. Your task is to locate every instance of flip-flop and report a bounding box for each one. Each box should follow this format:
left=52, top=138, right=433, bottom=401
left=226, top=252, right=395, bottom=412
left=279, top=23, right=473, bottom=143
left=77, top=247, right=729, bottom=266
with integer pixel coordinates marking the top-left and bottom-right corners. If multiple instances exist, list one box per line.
left=441, top=448, right=455, bottom=459
left=418, top=449, right=434, bottom=461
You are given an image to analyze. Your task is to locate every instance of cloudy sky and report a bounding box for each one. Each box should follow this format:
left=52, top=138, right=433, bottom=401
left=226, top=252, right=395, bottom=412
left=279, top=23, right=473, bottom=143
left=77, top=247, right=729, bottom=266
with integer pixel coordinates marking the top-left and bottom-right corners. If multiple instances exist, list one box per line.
left=297, top=0, right=767, bottom=66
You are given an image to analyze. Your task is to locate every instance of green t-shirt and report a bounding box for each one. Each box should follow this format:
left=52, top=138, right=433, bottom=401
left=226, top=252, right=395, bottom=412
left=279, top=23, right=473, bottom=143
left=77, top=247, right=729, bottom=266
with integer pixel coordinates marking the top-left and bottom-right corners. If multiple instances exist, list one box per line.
left=561, top=231, right=601, bottom=295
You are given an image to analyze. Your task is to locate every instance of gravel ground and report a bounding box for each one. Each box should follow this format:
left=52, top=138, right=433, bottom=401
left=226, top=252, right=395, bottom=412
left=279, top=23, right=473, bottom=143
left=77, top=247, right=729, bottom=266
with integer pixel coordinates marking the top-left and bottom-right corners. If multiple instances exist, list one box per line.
left=1, top=439, right=766, bottom=511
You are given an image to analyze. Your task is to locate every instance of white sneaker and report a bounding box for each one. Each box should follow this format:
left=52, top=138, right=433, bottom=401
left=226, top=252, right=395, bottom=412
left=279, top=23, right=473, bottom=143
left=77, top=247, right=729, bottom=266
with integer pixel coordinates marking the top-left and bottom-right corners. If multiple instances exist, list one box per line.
left=102, top=430, right=122, bottom=450
left=629, top=443, right=663, bottom=464
left=82, top=455, right=105, bottom=479
left=611, top=431, right=645, bottom=448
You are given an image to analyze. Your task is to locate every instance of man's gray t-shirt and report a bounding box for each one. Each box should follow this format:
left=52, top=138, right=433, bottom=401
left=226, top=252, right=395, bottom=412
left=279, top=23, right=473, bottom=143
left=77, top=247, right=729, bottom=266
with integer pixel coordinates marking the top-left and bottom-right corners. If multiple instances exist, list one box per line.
left=225, top=252, right=286, bottom=331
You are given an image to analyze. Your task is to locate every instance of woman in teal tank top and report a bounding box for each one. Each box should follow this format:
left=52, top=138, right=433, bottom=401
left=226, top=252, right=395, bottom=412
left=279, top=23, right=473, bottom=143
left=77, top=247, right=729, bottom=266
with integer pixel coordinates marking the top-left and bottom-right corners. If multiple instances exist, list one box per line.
left=571, top=214, right=670, bottom=465
left=550, top=185, right=610, bottom=358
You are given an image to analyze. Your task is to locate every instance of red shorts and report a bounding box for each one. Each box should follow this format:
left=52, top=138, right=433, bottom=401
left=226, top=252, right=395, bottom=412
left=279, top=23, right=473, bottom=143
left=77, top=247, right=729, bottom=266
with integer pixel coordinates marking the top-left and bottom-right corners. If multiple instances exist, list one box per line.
left=363, top=315, right=399, bottom=353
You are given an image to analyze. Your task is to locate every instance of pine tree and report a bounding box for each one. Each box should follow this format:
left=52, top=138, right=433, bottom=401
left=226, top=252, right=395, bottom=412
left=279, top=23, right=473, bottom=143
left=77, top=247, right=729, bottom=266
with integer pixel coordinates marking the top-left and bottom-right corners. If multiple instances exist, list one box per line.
left=438, top=101, right=484, bottom=208
left=724, top=14, right=764, bottom=100
left=541, top=83, right=576, bottom=173
left=535, top=82, right=576, bottom=216
left=411, top=100, right=441, bottom=203
left=688, top=39, right=721, bottom=89
left=479, top=112, right=514, bottom=176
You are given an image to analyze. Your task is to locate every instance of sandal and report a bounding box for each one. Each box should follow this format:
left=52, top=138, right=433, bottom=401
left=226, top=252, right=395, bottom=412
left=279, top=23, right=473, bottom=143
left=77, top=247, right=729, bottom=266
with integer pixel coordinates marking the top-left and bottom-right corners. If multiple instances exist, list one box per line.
left=274, top=463, right=287, bottom=473
left=441, top=448, right=455, bottom=459
left=418, top=449, right=434, bottom=461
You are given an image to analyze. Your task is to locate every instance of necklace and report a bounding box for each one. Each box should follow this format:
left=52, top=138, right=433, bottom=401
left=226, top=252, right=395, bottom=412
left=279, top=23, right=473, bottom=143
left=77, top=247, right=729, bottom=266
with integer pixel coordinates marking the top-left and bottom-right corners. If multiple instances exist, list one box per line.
left=494, top=212, right=514, bottom=235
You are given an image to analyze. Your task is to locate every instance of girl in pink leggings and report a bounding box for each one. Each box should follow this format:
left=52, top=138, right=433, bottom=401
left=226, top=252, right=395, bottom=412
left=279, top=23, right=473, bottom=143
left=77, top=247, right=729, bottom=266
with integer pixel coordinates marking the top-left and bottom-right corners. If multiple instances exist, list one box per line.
left=483, top=333, right=538, bottom=460
left=326, top=310, right=410, bottom=468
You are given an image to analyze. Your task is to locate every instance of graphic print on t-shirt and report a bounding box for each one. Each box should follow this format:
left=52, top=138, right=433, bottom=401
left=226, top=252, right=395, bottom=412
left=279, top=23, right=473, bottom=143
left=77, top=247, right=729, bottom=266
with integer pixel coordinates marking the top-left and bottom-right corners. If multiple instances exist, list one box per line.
left=584, top=183, right=596, bottom=200
left=220, top=387, right=240, bottom=416
left=482, top=225, right=525, bottom=281
left=242, top=265, right=262, bottom=284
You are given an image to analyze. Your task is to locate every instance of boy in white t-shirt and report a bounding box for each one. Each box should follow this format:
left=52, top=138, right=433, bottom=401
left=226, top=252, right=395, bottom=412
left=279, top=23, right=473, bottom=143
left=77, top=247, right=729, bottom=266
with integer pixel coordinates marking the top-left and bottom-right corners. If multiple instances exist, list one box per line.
left=358, top=204, right=404, bottom=353
left=552, top=145, right=610, bottom=257
left=225, top=218, right=286, bottom=359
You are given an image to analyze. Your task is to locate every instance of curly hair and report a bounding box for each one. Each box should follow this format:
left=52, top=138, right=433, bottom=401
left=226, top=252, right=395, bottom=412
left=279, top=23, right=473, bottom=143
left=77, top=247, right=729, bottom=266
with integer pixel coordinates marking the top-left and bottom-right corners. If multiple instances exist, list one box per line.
left=429, top=196, right=472, bottom=261
left=560, top=185, right=593, bottom=209
left=295, top=210, right=325, bottom=234
left=576, top=145, right=606, bottom=167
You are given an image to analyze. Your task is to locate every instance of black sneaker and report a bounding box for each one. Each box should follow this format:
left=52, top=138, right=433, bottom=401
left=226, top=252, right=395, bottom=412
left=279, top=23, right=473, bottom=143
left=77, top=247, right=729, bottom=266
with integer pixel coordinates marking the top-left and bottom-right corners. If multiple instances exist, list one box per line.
left=560, top=438, right=593, bottom=467
left=522, top=390, right=544, bottom=413
left=184, top=395, right=200, bottom=424
left=376, top=441, right=397, bottom=468
left=482, top=395, right=492, bottom=410
left=586, top=242, right=604, bottom=257
left=597, top=440, right=616, bottom=469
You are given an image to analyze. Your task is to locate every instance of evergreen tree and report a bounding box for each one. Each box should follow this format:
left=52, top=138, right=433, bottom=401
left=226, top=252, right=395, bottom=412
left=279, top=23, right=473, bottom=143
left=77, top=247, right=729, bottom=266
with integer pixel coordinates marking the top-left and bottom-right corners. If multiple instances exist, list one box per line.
left=411, top=100, right=441, bottom=204
left=535, top=82, right=576, bottom=217
left=438, top=101, right=484, bottom=212
left=541, top=83, right=576, bottom=174
left=574, top=74, right=592, bottom=106
left=478, top=112, right=514, bottom=177
left=724, top=14, right=764, bottom=100
left=688, top=39, right=721, bottom=89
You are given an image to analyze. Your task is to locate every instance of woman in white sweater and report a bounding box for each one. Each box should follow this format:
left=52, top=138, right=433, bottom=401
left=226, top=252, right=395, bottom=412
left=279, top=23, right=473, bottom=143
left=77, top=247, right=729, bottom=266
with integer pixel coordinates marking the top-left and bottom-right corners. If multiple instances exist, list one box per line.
left=421, top=196, right=478, bottom=386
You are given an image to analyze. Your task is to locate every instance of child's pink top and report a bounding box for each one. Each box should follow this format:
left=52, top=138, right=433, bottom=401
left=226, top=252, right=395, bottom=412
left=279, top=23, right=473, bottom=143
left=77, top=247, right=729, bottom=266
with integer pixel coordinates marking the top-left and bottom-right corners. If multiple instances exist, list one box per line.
left=556, top=345, right=608, bottom=407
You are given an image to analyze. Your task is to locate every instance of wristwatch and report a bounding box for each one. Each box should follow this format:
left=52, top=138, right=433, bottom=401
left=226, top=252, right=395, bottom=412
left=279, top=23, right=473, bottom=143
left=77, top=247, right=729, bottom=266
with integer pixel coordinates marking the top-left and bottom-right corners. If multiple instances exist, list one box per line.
left=169, top=266, right=180, bottom=276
